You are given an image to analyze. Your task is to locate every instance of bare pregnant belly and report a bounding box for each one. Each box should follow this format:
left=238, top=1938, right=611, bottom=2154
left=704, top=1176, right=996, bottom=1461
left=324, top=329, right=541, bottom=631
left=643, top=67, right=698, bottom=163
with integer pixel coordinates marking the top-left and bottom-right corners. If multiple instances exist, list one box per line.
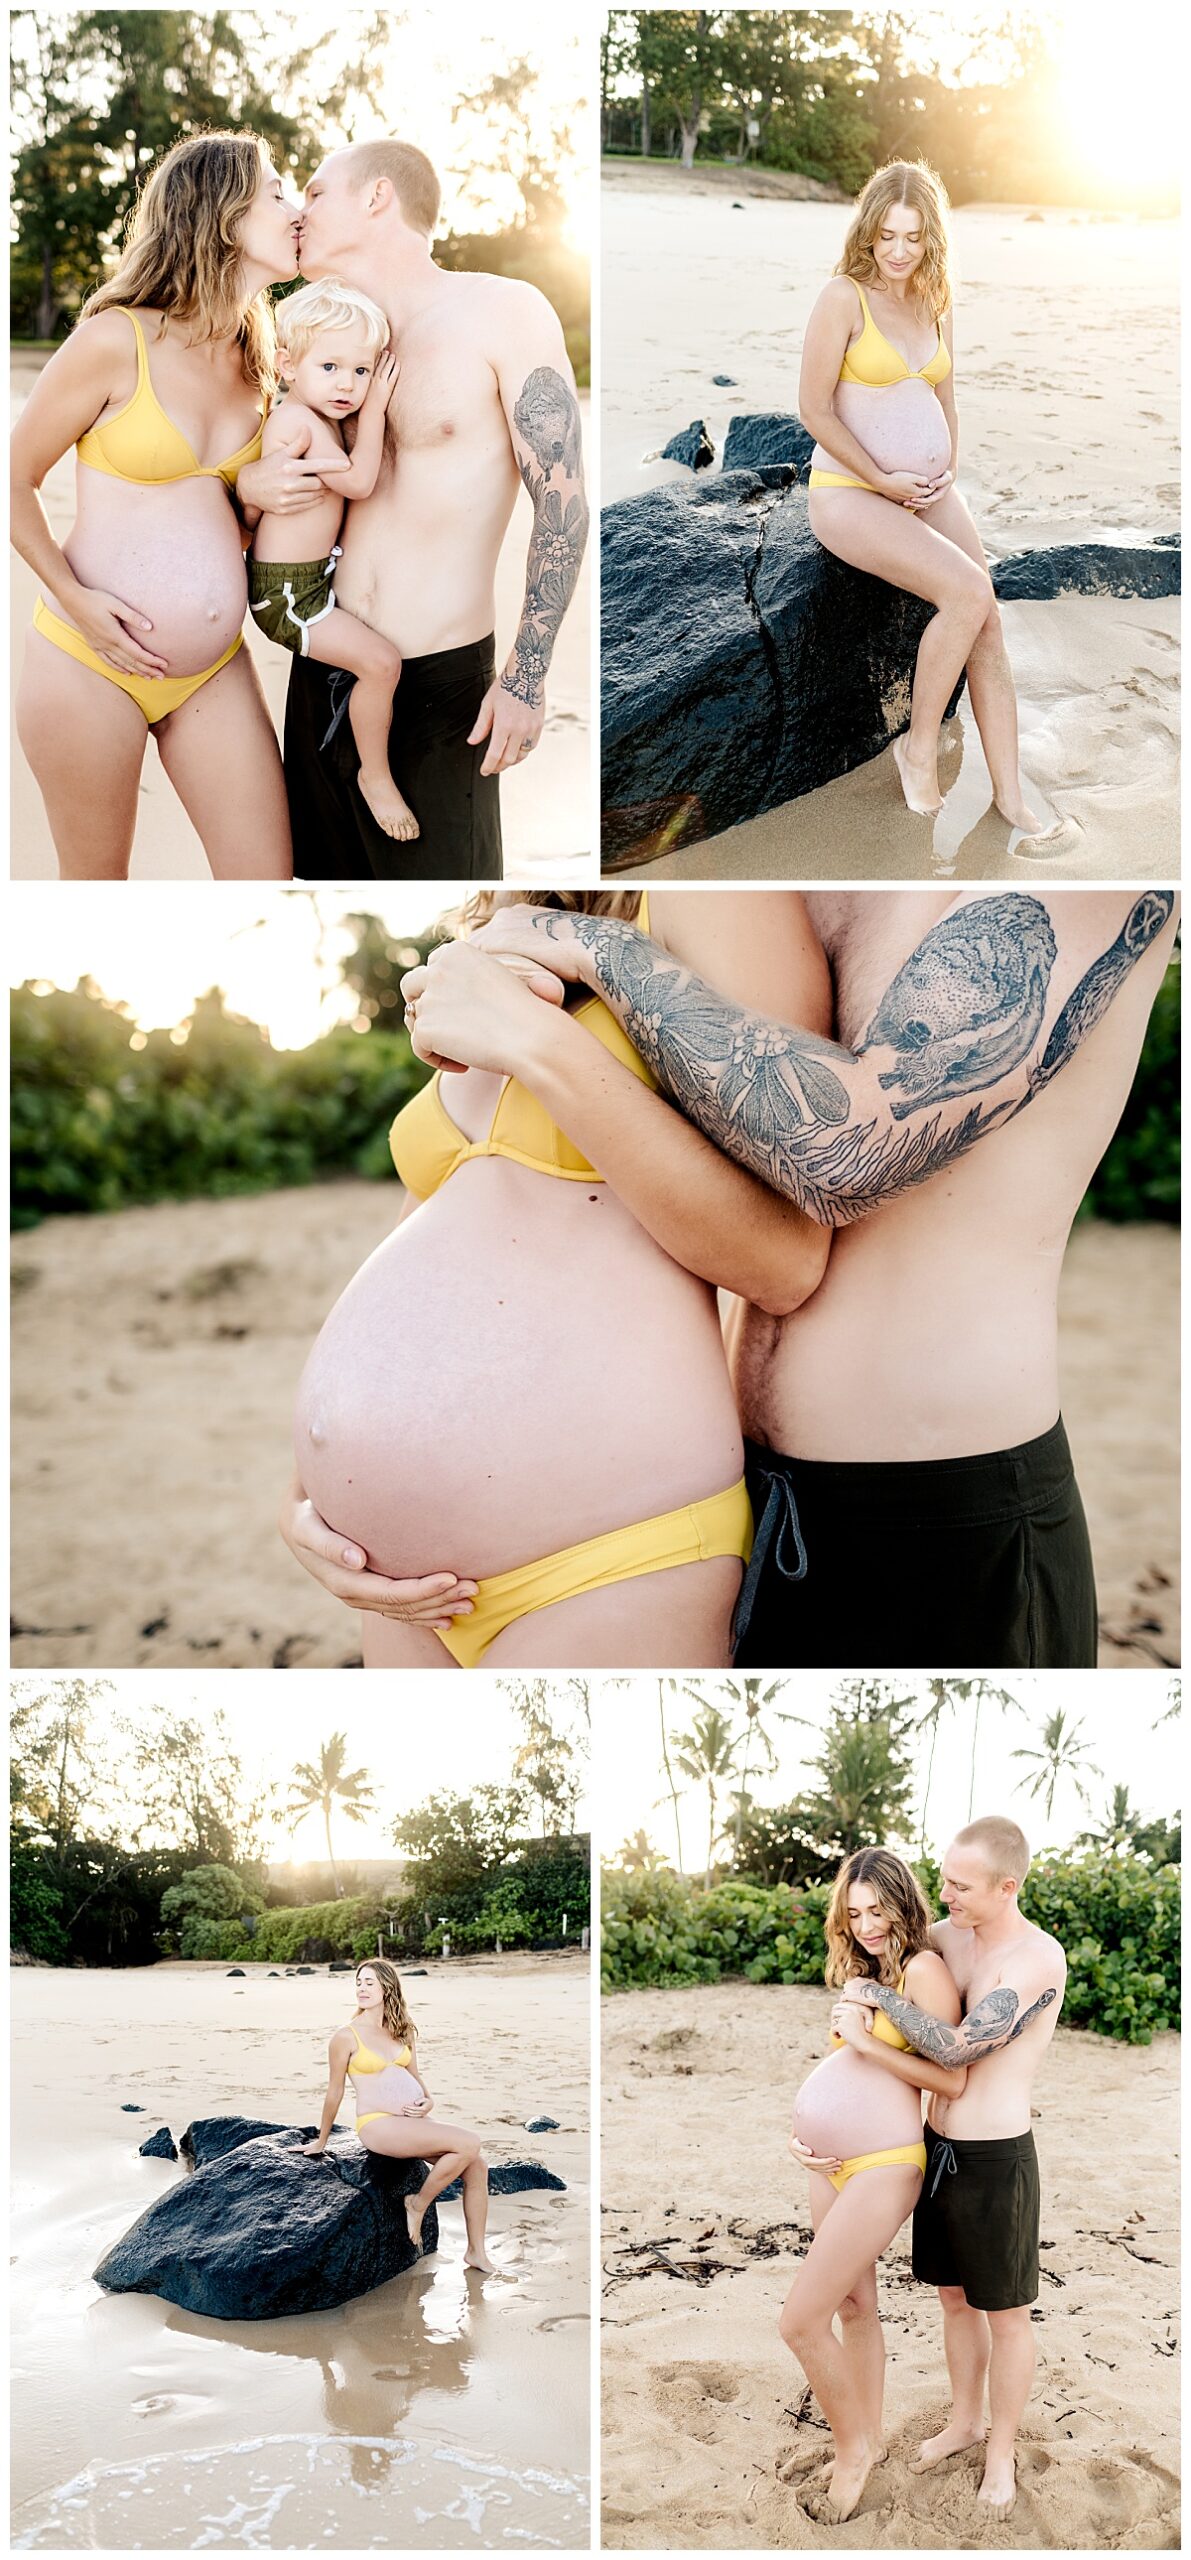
left=356, top=2066, right=423, bottom=2116
left=63, top=469, right=248, bottom=673
left=814, top=380, right=952, bottom=484
left=294, top=1160, right=745, bottom=1577
left=793, top=2051, right=924, bottom=2160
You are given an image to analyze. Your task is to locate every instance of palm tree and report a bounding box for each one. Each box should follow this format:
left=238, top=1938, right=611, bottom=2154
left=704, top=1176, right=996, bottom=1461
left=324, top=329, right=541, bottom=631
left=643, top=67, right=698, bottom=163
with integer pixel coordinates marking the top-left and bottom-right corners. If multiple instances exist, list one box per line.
left=675, top=1677, right=783, bottom=1861
left=669, top=1705, right=739, bottom=1887
left=657, top=1680, right=685, bottom=1871
left=1010, top=1708, right=1102, bottom=1827
left=914, top=1680, right=1021, bottom=1844
left=287, top=1733, right=377, bottom=1898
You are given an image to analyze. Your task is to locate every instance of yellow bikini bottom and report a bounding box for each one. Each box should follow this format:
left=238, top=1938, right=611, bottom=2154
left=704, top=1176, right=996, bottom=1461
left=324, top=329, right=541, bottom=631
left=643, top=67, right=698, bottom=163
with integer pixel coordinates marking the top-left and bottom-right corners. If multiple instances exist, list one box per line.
left=828, top=2141, right=927, bottom=2193
left=808, top=468, right=880, bottom=494
left=33, top=596, right=243, bottom=725
left=436, top=1477, right=753, bottom=1670
left=356, top=2111, right=389, bottom=2132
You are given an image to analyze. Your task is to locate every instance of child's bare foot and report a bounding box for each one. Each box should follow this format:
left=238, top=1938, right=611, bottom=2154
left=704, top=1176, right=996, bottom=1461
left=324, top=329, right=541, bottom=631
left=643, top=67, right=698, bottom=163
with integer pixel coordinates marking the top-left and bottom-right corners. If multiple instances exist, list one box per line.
left=404, top=2196, right=426, bottom=2250
left=977, top=2449, right=1017, bottom=2517
left=893, top=734, right=943, bottom=815
left=359, top=769, right=420, bottom=841
left=915, top=2418, right=987, bottom=2471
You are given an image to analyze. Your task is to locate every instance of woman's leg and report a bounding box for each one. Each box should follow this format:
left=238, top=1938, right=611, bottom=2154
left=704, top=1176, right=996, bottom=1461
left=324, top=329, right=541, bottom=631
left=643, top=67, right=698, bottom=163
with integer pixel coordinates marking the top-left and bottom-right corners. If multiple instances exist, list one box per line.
left=305, top=610, right=417, bottom=840
left=805, top=2175, right=886, bottom=2462
left=481, top=1555, right=742, bottom=1671
left=356, top=2111, right=490, bottom=2259
left=914, top=488, right=1042, bottom=831
left=16, top=631, right=147, bottom=877
left=360, top=1616, right=459, bottom=1669
left=808, top=489, right=992, bottom=813
left=779, top=2164, right=921, bottom=2519
left=154, top=646, right=292, bottom=878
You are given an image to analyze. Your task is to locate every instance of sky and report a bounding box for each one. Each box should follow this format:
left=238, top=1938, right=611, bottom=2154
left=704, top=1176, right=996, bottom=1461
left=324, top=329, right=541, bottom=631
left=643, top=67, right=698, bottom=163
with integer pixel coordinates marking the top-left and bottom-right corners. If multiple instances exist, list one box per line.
left=9, top=886, right=447, bottom=1050
left=593, top=1673, right=1179, bottom=1872
left=27, top=1672, right=591, bottom=1863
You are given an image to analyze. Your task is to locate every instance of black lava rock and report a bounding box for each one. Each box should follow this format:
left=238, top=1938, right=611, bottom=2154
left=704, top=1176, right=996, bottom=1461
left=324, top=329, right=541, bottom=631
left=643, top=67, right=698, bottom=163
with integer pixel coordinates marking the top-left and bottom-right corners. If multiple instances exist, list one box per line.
left=139, top=2127, right=178, bottom=2162
left=439, top=2159, right=566, bottom=2203
left=602, top=470, right=961, bottom=856
left=722, top=412, right=815, bottom=473
left=268, top=1970, right=281, bottom=1977
left=120, top=2103, right=146, bottom=2113
left=712, top=374, right=738, bottom=387
left=227, top=1968, right=246, bottom=1977
left=96, top=2118, right=438, bottom=2319
left=295, top=1965, right=315, bottom=1975
left=991, top=541, right=1180, bottom=603
left=661, top=419, right=715, bottom=472
left=524, top=2116, right=561, bottom=2132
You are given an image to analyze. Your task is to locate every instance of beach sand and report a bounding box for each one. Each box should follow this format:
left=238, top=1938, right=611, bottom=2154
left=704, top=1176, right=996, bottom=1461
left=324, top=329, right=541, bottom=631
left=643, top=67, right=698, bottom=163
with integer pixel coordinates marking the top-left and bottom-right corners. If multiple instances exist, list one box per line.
left=10, top=1951, right=590, bottom=2549
left=9, top=1183, right=1179, bottom=1672
left=600, top=1982, right=1180, bottom=2550
left=601, top=185, right=1180, bottom=877
left=9, top=356, right=592, bottom=881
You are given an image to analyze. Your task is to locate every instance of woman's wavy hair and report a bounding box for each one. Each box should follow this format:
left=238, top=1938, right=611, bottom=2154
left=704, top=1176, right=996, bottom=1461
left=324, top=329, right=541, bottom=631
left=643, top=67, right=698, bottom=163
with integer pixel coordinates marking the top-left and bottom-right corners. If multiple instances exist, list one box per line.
left=824, top=1846, right=934, bottom=1989
left=452, top=889, right=643, bottom=937
left=80, top=131, right=278, bottom=397
left=355, top=1959, right=416, bottom=2049
left=837, top=158, right=953, bottom=320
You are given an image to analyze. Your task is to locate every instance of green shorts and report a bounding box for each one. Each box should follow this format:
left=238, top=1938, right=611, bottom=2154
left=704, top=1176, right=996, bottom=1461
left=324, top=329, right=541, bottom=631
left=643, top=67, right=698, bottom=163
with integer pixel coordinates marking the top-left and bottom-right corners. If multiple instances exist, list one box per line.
left=248, top=546, right=341, bottom=656
left=912, top=2125, right=1041, bottom=2311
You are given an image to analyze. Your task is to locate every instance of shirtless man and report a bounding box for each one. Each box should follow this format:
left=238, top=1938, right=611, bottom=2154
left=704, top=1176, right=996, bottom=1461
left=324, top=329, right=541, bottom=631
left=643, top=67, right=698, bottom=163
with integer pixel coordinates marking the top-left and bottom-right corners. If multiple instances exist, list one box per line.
left=399, top=886, right=1177, bottom=1667
left=237, top=139, right=587, bottom=881
left=842, top=1814, right=1066, bottom=2518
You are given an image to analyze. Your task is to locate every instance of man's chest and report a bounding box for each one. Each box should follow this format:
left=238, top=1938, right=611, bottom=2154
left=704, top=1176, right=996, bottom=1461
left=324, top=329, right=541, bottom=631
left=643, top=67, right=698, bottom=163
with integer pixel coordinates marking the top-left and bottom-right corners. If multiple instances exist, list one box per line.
left=386, top=327, right=506, bottom=458
left=805, top=891, right=955, bottom=1047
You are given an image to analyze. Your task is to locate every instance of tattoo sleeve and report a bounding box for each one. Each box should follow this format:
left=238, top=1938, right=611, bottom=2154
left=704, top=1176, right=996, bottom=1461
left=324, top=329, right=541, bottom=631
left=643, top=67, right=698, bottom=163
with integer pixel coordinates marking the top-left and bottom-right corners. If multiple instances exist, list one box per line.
left=538, top=891, right=1173, bottom=1224
left=870, top=1982, right=1059, bottom=2066
left=502, top=365, right=589, bottom=708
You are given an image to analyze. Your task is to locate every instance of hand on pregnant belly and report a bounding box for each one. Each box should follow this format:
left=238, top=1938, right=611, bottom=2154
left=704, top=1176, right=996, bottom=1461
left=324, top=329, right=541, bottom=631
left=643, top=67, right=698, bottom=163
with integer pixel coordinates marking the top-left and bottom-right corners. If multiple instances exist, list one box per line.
left=793, top=2048, right=923, bottom=2170
left=278, top=1472, right=478, bottom=1627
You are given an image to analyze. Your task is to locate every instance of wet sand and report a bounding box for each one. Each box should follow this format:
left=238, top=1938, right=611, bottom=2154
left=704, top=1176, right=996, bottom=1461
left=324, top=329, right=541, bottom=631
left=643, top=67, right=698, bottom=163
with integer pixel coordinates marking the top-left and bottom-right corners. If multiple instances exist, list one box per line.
left=9, top=1181, right=1179, bottom=1670
left=11, top=1952, right=590, bottom=2549
left=601, top=188, right=1180, bottom=878
left=601, top=1982, right=1180, bottom=2549
left=9, top=355, right=592, bottom=880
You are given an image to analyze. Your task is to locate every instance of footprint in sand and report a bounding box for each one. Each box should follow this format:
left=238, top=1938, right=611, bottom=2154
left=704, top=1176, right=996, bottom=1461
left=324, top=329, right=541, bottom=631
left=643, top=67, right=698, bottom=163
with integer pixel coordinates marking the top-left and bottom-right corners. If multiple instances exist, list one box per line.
left=650, top=2359, right=742, bottom=2441
left=1024, top=2440, right=1180, bottom=2538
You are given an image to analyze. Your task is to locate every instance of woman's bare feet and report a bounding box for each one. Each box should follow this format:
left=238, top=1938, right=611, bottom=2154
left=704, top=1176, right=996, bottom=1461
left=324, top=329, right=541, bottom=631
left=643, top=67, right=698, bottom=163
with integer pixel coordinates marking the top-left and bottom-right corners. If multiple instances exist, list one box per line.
left=359, top=768, right=420, bottom=841
left=463, top=2249, right=501, bottom=2274
left=996, top=790, right=1045, bottom=834
left=977, top=2449, right=1017, bottom=2517
left=915, top=2417, right=987, bottom=2471
left=404, top=2196, right=426, bottom=2250
left=825, top=2439, right=883, bottom=2521
left=893, top=734, right=943, bottom=816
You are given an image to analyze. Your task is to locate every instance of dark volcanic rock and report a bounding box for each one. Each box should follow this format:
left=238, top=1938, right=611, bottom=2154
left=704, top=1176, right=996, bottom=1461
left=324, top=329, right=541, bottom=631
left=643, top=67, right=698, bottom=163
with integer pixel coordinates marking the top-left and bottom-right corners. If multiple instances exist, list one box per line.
left=97, top=2118, right=438, bottom=2319
left=712, top=373, right=737, bottom=387
left=524, top=2115, right=561, bottom=2132
left=295, top=1965, right=315, bottom=1975
left=991, top=541, right=1180, bottom=602
left=661, top=419, right=714, bottom=472
left=227, top=1968, right=246, bottom=1977
left=120, top=2103, right=146, bottom=2113
left=440, top=2159, right=566, bottom=2202
left=722, top=412, right=815, bottom=473
left=139, top=2126, right=178, bottom=2161
left=602, top=471, right=959, bottom=855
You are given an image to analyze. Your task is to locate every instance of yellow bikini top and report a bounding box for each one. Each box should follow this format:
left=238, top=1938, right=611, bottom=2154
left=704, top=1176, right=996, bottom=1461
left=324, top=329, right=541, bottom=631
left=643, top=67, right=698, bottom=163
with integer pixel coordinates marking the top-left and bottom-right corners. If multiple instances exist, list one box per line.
left=830, top=1969, right=911, bottom=2051
left=390, top=894, right=659, bottom=1199
left=76, top=310, right=266, bottom=489
left=347, top=2031, right=413, bottom=2077
left=838, top=283, right=951, bottom=391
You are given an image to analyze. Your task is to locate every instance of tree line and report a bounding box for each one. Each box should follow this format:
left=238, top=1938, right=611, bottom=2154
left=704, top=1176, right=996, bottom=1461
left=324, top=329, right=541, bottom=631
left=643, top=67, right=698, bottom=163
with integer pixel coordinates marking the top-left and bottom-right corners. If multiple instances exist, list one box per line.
left=601, top=9, right=1131, bottom=207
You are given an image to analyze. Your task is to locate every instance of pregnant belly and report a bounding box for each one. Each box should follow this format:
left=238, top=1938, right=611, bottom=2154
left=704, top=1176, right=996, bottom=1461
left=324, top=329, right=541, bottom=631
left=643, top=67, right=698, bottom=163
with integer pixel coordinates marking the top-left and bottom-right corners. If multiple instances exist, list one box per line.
left=357, top=2066, right=423, bottom=2114
left=64, top=472, right=248, bottom=673
left=794, top=2050, right=923, bottom=2161
left=294, top=1159, right=745, bottom=1578
left=817, top=381, right=952, bottom=483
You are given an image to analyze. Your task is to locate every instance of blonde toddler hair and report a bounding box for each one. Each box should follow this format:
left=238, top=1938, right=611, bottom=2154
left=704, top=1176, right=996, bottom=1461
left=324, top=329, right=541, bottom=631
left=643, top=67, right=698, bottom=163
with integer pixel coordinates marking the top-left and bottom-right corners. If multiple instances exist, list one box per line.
left=277, top=277, right=390, bottom=364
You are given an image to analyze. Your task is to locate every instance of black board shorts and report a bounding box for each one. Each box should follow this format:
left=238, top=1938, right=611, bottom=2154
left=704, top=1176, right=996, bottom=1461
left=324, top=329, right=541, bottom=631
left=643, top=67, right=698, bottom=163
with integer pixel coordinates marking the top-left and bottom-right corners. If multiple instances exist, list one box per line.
left=913, top=2124, right=1041, bottom=2311
left=284, top=635, right=503, bottom=880
left=733, top=1415, right=1097, bottom=1671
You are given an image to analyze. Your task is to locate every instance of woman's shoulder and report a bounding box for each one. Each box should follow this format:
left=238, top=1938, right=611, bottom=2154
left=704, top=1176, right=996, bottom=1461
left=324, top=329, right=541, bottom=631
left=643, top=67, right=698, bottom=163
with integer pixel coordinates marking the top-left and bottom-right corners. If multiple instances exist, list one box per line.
left=902, top=1946, right=952, bottom=1992
left=330, top=2020, right=356, bottom=2048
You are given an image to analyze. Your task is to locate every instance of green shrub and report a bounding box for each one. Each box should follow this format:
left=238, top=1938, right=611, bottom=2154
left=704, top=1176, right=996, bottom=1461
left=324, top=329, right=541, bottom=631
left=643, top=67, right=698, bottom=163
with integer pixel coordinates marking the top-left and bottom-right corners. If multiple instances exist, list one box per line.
left=602, top=1854, right=1180, bottom=2041
left=1079, top=949, right=1180, bottom=1223
left=9, top=1830, right=69, bottom=1964
left=186, top=1917, right=254, bottom=1961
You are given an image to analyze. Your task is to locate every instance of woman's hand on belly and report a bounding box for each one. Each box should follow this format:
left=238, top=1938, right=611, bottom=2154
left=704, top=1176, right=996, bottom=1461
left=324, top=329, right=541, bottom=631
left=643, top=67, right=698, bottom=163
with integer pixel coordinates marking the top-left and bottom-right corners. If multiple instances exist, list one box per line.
left=56, top=578, right=170, bottom=678
left=279, top=1471, right=478, bottom=1624
left=789, top=2131, right=842, bottom=2175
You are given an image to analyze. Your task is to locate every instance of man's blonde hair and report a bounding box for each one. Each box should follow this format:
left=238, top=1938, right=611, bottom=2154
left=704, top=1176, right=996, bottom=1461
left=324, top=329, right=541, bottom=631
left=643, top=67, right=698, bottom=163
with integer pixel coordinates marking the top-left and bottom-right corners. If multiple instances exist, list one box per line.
left=953, top=1816, right=1031, bottom=1886
left=339, top=139, right=441, bottom=238
left=276, top=277, right=389, bottom=363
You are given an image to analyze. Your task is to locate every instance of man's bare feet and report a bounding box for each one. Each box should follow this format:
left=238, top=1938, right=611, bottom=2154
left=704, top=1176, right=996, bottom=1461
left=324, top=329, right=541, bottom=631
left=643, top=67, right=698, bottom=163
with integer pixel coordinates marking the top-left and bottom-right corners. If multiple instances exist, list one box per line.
left=824, top=2440, right=882, bottom=2521
left=893, top=734, right=943, bottom=816
left=977, top=2450, right=1017, bottom=2517
left=359, top=769, right=420, bottom=841
left=915, top=2418, right=987, bottom=2471
left=404, top=2196, right=425, bottom=2250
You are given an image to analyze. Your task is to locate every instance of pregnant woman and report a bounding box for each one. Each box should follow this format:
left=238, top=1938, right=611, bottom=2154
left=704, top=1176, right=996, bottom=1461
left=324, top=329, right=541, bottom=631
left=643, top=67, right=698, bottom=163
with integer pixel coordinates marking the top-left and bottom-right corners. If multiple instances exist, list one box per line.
left=12, top=131, right=309, bottom=878
left=301, top=1959, right=496, bottom=2271
left=281, top=889, right=833, bottom=1669
left=781, top=1849, right=965, bottom=2520
left=800, top=158, right=1042, bottom=834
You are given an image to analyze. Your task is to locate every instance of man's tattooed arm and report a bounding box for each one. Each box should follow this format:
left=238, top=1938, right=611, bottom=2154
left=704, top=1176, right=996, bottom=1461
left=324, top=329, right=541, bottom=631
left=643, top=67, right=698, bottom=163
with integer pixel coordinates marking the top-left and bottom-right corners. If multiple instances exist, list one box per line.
left=865, top=1981, right=1060, bottom=2067
left=533, top=891, right=1174, bottom=1224
left=502, top=362, right=589, bottom=709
